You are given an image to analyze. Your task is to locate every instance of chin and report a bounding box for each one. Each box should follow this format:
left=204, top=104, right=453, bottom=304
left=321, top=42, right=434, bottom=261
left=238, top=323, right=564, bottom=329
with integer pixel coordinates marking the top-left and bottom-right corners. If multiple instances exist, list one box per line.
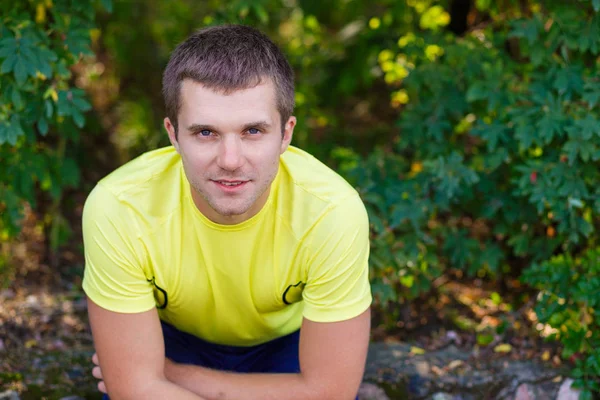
left=212, top=204, right=252, bottom=217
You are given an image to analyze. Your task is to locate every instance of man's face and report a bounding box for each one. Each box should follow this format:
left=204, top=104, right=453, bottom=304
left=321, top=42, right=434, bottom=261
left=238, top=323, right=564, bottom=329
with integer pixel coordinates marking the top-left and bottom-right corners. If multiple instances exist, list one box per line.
left=165, top=79, right=295, bottom=225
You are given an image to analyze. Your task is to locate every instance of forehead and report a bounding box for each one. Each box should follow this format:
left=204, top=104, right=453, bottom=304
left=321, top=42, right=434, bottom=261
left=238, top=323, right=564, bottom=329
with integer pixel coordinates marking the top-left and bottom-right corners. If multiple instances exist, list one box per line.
left=179, top=79, right=278, bottom=125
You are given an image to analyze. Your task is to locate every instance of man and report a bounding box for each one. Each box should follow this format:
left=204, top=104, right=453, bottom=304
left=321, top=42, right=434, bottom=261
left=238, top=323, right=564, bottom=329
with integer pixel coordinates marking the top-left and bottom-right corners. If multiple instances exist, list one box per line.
left=83, top=24, right=371, bottom=400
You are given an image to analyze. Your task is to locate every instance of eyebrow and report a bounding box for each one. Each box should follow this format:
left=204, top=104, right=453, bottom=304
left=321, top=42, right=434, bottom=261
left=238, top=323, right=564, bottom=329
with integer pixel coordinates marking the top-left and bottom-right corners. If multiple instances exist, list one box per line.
left=186, top=121, right=273, bottom=133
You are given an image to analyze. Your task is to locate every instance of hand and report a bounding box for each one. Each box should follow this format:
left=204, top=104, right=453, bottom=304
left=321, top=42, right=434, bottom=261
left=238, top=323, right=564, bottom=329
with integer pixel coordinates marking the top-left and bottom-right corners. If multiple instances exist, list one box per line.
left=91, top=352, right=107, bottom=394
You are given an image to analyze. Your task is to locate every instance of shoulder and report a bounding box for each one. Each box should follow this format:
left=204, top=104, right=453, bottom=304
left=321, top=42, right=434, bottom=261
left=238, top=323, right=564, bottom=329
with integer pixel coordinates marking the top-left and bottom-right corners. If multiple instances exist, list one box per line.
left=97, top=146, right=182, bottom=198
left=280, top=146, right=358, bottom=204
left=84, top=146, right=184, bottom=225
left=276, top=146, right=368, bottom=238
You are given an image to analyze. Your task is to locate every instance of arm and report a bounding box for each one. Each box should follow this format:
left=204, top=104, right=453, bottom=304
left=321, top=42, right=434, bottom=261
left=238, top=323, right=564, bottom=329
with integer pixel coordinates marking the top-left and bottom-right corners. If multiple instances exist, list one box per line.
left=82, top=185, right=204, bottom=399
left=165, top=308, right=371, bottom=400
left=88, top=298, right=206, bottom=400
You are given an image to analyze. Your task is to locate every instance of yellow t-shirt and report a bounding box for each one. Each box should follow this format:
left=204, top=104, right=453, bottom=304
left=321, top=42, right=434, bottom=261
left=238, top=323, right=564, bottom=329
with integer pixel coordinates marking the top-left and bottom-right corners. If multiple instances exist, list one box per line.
left=82, top=145, right=371, bottom=346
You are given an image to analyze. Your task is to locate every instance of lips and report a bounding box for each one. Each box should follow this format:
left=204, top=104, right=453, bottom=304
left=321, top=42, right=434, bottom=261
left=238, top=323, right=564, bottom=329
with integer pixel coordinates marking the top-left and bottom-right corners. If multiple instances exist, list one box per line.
left=218, top=181, right=244, bottom=186
left=212, top=179, right=249, bottom=191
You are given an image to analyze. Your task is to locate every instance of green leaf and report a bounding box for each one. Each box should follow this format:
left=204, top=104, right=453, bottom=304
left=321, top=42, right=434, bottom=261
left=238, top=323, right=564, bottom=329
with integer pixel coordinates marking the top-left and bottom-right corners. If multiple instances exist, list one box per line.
left=568, top=198, right=584, bottom=209
left=472, top=122, right=507, bottom=152
left=0, top=39, right=17, bottom=60
left=2, top=115, right=24, bottom=146
left=530, top=46, right=546, bottom=67
left=0, top=37, right=16, bottom=49
left=399, top=275, right=414, bottom=288
left=64, top=29, right=93, bottom=57
left=477, top=333, right=494, bottom=346
left=537, top=115, right=560, bottom=144
left=60, top=157, right=81, bottom=187
left=71, top=96, right=92, bottom=112
left=593, top=0, right=600, bottom=12
left=515, top=123, right=536, bottom=150
left=11, top=87, right=23, bottom=109
left=1, top=53, right=16, bottom=73
left=510, top=18, right=540, bottom=45
left=466, top=82, right=488, bottom=102
left=480, top=242, right=504, bottom=274
left=0, top=45, right=14, bottom=58
left=36, top=48, right=56, bottom=77
left=0, top=123, right=7, bottom=145
left=56, top=60, right=71, bottom=78
left=253, top=4, right=269, bottom=24
left=371, top=279, right=397, bottom=303
left=37, top=117, right=48, bottom=136
left=582, top=80, right=600, bottom=108
left=100, top=0, right=113, bottom=12
left=575, top=115, right=600, bottom=139
left=475, top=0, right=491, bottom=11
left=13, top=59, right=27, bottom=85
left=508, top=233, right=530, bottom=257
left=579, top=389, right=593, bottom=400
left=20, top=46, right=38, bottom=67
left=56, top=91, right=71, bottom=116
left=45, top=99, right=53, bottom=119
left=71, top=109, right=85, bottom=128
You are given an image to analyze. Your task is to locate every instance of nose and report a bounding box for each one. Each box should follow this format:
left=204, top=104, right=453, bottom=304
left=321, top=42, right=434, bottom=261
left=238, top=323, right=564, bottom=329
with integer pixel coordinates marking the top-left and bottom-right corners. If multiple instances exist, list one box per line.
left=216, top=136, right=244, bottom=171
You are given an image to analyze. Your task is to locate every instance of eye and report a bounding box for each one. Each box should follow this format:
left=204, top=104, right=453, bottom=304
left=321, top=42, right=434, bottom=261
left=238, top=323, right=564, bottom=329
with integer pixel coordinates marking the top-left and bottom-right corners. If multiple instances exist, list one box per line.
left=199, top=129, right=212, bottom=137
left=248, top=127, right=261, bottom=135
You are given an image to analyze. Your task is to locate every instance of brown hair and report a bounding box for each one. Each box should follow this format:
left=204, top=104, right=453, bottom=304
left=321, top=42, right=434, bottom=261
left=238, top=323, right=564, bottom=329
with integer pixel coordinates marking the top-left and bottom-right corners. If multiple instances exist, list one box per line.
left=162, top=24, right=295, bottom=136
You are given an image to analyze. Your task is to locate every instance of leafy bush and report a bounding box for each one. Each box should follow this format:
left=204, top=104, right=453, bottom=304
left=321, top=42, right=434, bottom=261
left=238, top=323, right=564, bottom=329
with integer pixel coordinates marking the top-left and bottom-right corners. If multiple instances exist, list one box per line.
left=339, top=0, right=600, bottom=395
left=523, top=248, right=600, bottom=397
left=0, top=0, right=110, bottom=249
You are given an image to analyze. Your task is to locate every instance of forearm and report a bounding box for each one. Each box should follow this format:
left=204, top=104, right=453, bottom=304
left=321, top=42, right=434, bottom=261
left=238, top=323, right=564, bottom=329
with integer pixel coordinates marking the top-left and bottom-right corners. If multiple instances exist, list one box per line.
left=166, top=363, right=327, bottom=400
left=109, top=376, right=208, bottom=400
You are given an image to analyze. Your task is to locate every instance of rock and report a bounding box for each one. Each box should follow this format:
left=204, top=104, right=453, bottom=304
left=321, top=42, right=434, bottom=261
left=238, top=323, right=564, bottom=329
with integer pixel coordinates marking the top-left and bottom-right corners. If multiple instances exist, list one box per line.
left=513, top=383, right=551, bottom=400
left=431, top=393, right=454, bottom=400
left=358, top=382, right=390, bottom=400
left=408, top=374, right=431, bottom=397
left=364, top=342, right=565, bottom=399
left=25, top=294, right=38, bottom=305
left=446, top=330, right=462, bottom=346
left=514, top=383, right=533, bottom=400
left=0, top=390, right=19, bottom=400
left=556, top=379, right=581, bottom=400
left=430, top=393, right=472, bottom=400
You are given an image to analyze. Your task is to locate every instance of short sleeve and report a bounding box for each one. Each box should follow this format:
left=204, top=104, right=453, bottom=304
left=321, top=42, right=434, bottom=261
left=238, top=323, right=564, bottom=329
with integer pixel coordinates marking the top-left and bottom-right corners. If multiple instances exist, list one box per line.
left=81, top=184, right=155, bottom=313
left=301, top=193, right=372, bottom=322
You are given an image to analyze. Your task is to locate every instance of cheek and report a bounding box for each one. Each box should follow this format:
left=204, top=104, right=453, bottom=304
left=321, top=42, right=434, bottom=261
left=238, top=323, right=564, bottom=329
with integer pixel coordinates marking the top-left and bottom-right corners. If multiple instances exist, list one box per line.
left=180, top=149, right=209, bottom=173
left=256, top=146, right=282, bottom=169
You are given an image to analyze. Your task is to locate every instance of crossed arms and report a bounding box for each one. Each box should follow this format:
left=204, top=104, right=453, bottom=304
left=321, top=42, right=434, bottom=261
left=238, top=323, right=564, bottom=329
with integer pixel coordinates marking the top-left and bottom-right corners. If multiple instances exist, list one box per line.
left=88, top=299, right=370, bottom=400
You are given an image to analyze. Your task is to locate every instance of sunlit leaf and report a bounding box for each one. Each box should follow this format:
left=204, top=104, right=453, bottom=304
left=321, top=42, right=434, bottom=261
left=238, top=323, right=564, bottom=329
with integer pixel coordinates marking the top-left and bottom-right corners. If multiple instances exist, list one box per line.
left=494, top=344, right=512, bottom=353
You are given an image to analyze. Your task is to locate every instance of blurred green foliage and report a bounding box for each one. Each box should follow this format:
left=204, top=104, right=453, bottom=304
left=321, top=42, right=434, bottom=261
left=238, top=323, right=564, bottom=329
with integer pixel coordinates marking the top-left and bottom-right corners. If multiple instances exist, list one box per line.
left=1, top=0, right=600, bottom=394
left=524, top=248, right=600, bottom=396
left=0, top=0, right=109, bottom=250
left=336, top=0, right=600, bottom=394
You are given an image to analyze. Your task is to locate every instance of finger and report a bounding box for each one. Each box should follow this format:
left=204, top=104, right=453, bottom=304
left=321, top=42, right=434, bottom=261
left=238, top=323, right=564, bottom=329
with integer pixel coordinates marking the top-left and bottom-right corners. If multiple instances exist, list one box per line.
left=92, top=366, right=103, bottom=380
left=92, top=353, right=99, bottom=365
left=98, top=381, right=107, bottom=394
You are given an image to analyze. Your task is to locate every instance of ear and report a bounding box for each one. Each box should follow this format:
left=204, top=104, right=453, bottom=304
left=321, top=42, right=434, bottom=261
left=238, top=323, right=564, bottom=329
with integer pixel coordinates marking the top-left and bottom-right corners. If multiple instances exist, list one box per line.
left=280, top=116, right=296, bottom=154
left=164, top=117, right=180, bottom=153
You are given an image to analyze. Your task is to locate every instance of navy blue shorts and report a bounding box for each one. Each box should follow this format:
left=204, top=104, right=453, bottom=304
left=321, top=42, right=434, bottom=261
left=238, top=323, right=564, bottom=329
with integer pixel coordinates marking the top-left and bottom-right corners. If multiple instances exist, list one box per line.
left=103, top=320, right=301, bottom=399
left=159, top=320, right=302, bottom=373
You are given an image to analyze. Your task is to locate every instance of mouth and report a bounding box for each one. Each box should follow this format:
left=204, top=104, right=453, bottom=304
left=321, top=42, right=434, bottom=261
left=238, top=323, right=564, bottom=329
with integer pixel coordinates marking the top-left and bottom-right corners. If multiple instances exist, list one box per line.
left=212, top=180, right=250, bottom=191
